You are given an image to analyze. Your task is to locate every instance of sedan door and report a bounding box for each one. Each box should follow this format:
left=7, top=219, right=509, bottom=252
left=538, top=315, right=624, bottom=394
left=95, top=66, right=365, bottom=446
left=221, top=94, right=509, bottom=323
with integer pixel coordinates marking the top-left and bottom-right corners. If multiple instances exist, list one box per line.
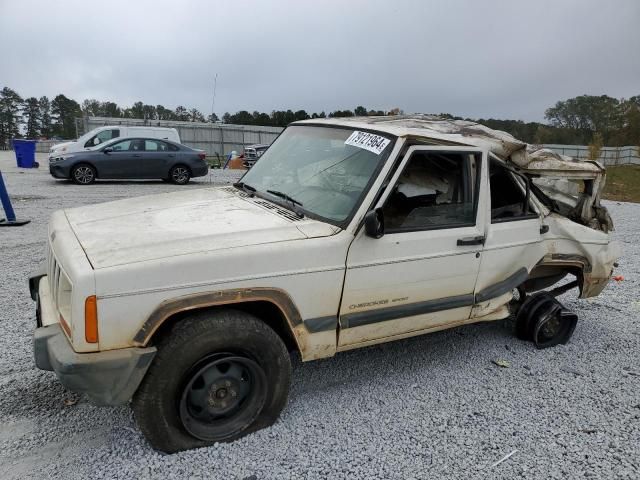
left=338, top=146, right=488, bottom=350
left=98, top=138, right=139, bottom=178
left=140, top=139, right=173, bottom=178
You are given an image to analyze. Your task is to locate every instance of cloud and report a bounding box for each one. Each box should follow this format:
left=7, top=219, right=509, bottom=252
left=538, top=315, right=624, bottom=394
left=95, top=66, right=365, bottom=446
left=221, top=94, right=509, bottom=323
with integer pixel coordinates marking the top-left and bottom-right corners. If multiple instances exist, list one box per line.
left=1, top=0, right=638, bottom=121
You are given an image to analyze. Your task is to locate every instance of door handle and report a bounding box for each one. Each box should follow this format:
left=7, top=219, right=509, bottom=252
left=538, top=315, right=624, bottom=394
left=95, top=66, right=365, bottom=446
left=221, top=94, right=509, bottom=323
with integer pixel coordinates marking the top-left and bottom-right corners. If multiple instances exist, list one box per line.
left=457, top=235, right=485, bottom=246
left=168, top=154, right=175, bottom=157
left=133, top=154, right=141, bottom=157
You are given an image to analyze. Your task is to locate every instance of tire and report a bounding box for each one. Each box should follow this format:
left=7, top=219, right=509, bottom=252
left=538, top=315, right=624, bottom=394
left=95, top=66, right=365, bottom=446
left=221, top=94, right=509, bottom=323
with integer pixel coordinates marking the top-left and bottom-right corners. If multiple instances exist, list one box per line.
left=169, top=164, right=191, bottom=185
left=70, top=163, right=96, bottom=185
left=514, top=293, right=578, bottom=348
left=132, top=309, right=292, bottom=453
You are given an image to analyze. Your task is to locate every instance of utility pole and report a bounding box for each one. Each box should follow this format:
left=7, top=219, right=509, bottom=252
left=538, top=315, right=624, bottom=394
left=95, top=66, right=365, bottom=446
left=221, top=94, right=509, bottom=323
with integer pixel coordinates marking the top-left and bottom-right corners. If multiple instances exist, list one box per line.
left=211, top=73, right=218, bottom=121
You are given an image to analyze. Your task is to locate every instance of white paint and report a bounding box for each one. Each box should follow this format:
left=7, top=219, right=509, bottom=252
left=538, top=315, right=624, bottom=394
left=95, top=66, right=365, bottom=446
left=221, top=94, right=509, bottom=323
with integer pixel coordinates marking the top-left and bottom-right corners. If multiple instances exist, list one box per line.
left=42, top=119, right=620, bottom=361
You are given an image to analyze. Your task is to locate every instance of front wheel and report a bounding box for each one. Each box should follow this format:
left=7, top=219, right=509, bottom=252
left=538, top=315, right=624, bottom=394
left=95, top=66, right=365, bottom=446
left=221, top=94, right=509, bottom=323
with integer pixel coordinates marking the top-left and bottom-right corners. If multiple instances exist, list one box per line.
left=132, top=309, right=292, bottom=453
left=169, top=164, right=191, bottom=185
left=70, top=163, right=96, bottom=185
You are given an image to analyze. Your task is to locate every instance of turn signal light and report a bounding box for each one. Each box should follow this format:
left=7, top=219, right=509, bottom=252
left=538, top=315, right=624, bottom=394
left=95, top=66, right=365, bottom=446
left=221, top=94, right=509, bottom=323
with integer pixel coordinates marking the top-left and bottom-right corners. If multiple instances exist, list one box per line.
left=85, top=295, right=99, bottom=343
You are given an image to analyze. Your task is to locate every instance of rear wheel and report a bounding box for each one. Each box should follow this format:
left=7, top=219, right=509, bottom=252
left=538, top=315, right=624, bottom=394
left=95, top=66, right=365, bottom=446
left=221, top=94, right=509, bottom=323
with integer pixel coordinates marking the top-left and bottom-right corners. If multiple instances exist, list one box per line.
left=169, top=164, right=191, bottom=185
left=515, top=293, right=578, bottom=348
left=70, top=163, right=96, bottom=185
left=132, top=309, right=291, bottom=453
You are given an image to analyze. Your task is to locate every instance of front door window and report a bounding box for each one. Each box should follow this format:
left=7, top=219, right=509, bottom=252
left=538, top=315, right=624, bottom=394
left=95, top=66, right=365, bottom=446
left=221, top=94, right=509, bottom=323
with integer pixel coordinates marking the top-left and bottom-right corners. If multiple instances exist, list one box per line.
left=382, top=151, right=479, bottom=231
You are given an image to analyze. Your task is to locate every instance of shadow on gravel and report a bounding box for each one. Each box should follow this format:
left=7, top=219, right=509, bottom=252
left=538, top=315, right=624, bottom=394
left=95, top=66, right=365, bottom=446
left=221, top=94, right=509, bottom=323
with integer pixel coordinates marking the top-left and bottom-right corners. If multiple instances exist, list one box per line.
left=289, top=319, right=518, bottom=400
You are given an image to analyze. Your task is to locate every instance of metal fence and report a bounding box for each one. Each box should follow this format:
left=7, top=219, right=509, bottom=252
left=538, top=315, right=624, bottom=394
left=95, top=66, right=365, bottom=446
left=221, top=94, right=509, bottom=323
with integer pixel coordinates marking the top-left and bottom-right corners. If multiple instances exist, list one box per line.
left=35, top=140, right=59, bottom=153
left=6, top=120, right=640, bottom=167
left=540, top=144, right=640, bottom=166
left=77, top=116, right=284, bottom=157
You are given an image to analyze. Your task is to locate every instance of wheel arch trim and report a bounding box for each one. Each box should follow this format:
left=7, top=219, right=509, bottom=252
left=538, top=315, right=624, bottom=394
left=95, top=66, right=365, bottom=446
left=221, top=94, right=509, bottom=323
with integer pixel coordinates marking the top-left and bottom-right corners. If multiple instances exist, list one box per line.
left=133, top=287, right=305, bottom=349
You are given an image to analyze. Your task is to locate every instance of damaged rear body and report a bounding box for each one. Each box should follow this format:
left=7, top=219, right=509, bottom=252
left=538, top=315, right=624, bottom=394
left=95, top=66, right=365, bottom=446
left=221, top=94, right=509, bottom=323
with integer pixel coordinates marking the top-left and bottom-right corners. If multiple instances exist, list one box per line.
left=297, top=115, right=620, bottom=306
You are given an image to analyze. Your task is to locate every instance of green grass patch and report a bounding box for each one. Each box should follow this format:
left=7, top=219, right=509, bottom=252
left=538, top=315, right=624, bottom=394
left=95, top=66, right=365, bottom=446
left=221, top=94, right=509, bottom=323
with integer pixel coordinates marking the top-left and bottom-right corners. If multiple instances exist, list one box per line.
left=603, top=164, right=640, bottom=203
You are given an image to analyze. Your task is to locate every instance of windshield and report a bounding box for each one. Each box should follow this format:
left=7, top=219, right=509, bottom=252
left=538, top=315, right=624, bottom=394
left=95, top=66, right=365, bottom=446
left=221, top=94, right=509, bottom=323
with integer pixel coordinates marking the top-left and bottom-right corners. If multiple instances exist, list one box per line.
left=91, top=136, right=126, bottom=150
left=240, top=125, right=394, bottom=225
left=77, top=127, right=102, bottom=144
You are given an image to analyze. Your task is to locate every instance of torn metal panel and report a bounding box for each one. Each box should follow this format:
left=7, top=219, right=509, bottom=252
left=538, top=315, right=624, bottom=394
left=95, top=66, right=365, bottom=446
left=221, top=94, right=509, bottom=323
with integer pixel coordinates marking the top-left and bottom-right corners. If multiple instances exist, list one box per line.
left=296, top=115, right=613, bottom=231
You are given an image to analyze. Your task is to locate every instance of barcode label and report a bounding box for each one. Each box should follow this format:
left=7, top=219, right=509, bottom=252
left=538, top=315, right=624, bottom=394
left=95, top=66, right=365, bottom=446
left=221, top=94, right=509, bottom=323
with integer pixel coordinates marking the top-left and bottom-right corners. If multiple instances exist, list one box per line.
left=345, top=131, right=391, bottom=155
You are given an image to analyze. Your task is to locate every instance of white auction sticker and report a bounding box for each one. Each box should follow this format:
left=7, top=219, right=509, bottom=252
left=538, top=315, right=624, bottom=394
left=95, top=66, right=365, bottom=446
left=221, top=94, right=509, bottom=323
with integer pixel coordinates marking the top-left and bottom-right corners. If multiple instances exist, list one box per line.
left=345, top=131, right=391, bottom=155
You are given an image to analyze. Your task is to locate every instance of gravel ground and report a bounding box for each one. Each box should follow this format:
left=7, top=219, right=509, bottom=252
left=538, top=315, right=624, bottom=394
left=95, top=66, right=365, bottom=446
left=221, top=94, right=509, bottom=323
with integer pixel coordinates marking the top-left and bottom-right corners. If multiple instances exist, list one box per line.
left=0, top=152, right=638, bottom=479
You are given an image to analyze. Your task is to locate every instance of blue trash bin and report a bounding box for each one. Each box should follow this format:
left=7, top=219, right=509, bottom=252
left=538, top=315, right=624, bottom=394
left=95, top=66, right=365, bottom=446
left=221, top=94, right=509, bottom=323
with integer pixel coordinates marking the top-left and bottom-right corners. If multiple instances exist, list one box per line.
left=12, top=139, right=37, bottom=168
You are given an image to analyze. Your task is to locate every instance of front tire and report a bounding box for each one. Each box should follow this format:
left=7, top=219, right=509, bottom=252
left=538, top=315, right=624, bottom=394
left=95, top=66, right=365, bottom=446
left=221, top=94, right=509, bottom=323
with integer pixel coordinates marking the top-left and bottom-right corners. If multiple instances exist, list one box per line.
left=169, top=164, right=191, bottom=185
left=70, top=163, right=96, bottom=185
left=132, top=309, right=292, bottom=453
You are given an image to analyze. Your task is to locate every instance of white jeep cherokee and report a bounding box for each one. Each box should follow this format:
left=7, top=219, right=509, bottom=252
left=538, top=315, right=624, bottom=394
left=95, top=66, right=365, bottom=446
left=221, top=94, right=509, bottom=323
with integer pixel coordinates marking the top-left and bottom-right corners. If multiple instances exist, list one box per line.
left=30, top=116, right=620, bottom=452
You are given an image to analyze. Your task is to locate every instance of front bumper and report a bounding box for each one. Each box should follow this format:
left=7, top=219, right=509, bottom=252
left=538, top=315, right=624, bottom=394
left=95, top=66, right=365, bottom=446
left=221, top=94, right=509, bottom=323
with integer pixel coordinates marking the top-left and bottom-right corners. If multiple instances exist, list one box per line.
left=34, top=324, right=156, bottom=405
left=49, top=163, right=70, bottom=179
left=30, top=273, right=157, bottom=406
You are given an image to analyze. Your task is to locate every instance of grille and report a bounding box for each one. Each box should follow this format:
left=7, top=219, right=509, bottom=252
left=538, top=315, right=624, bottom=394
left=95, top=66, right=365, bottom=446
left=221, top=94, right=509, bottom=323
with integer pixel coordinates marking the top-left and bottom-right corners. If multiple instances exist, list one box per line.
left=47, top=243, right=73, bottom=323
left=48, top=244, right=60, bottom=310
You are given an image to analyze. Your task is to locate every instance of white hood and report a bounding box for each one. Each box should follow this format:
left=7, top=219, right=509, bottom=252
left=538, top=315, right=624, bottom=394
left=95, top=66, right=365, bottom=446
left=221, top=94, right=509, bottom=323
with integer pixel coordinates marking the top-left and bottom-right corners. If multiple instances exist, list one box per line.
left=50, top=141, right=76, bottom=153
left=64, top=187, right=339, bottom=269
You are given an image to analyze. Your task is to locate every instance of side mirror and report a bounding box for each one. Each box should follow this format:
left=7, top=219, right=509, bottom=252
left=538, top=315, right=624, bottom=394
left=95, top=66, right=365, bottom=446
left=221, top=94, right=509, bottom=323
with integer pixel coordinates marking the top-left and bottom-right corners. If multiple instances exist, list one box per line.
left=103, top=147, right=113, bottom=154
left=364, top=209, right=384, bottom=238
left=93, top=137, right=100, bottom=145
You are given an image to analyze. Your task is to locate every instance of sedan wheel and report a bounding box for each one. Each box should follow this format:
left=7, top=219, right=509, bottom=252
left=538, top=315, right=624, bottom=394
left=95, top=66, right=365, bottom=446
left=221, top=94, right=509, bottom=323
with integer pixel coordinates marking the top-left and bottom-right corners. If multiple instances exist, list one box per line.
left=170, top=165, right=191, bottom=185
left=71, top=164, right=96, bottom=185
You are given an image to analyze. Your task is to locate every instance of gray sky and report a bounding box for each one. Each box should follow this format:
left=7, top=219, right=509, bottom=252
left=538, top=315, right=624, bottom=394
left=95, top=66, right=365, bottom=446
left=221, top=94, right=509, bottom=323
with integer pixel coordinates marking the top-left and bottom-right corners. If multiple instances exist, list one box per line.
left=1, top=0, right=638, bottom=122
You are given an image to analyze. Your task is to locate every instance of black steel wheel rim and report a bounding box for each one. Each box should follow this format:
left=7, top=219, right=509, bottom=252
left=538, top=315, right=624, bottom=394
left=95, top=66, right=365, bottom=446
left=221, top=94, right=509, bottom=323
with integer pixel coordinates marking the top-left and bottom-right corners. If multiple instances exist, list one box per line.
left=533, top=306, right=577, bottom=348
left=178, top=353, right=267, bottom=441
left=537, top=314, right=561, bottom=341
left=74, top=166, right=94, bottom=184
left=172, top=167, right=189, bottom=184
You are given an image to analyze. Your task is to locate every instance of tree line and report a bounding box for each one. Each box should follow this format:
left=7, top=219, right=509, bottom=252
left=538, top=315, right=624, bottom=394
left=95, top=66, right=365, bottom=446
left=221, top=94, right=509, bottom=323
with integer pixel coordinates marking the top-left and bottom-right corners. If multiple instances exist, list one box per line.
left=475, top=95, right=640, bottom=147
left=1, top=86, right=638, bottom=148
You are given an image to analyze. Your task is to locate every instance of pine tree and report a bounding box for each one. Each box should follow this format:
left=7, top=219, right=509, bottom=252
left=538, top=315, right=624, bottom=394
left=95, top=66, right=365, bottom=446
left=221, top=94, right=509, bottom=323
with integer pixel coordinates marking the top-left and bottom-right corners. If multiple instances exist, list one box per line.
left=24, top=97, right=41, bottom=138
left=0, top=87, right=24, bottom=147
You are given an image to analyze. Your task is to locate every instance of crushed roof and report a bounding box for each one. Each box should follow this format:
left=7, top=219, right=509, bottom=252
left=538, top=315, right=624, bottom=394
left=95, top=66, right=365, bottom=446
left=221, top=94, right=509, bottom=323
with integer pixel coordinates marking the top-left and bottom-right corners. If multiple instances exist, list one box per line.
left=294, top=115, right=602, bottom=173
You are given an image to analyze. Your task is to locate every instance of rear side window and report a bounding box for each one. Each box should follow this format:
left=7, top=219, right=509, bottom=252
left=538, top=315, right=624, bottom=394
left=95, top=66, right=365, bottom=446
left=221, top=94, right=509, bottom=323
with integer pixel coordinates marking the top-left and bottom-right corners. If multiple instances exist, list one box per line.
left=489, top=159, right=538, bottom=222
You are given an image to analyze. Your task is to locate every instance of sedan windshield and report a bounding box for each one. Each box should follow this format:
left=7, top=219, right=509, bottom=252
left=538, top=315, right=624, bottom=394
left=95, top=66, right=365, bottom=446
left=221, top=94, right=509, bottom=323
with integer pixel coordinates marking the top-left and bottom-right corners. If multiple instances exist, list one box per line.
left=240, top=125, right=394, bottom=224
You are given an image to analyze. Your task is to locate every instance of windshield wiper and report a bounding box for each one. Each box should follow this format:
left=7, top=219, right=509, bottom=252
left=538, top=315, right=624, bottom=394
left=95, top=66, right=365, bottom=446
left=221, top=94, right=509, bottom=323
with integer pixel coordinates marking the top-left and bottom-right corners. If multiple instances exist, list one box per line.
left=267, top=189, right=303, bottom=206
left=266, top=189, right=305, bottom=217
left=233, top=181, right=256, bottom=195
